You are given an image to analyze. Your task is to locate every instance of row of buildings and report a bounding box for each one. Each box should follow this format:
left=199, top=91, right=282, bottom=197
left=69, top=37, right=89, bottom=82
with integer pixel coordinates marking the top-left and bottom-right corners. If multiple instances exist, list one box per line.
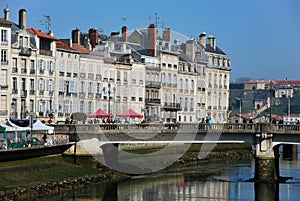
left=0, top=8, right=231, bottom=123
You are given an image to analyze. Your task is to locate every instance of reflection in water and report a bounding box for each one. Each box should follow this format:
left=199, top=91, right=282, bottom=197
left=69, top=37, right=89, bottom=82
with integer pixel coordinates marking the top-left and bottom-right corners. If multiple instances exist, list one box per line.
left=39, top=156, right=300, bottom=201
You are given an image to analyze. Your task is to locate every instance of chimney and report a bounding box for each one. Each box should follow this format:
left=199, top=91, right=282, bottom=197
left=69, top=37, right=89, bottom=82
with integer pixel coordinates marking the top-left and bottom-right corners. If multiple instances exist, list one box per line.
left=208, top=33, right=216, bottom=50
left=89, top=28, right=98, bottom=49
left=19, top=9, right=26, bottom=29
left=163, top=28, right=171, bottom=42
left=199, top=32, right=206, bottom=47
left=4, top=8, right=9, bottom=20
left=72, top=29, right=81, bottom=45
left=110, top=32, right=120, bottom=38
left=121, top=26, right=128, bottom=42
left=148, top=24, right=157, bottom=57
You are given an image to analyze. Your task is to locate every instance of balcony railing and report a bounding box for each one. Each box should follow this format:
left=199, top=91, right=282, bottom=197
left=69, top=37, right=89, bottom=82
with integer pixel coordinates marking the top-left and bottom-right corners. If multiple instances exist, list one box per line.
left=21, top=68, right=27, bottom=74
left=39, top=90, right=44, bottom=95
left=161, top=102, right=181, bottom=111
left=12, top=67, right=18, bottom=73
left=145, top=63, right=161, bottom=71
left=1, top=60, right=8, bottom=65
left=146, top=81, right=161, bottom=89
left=39, top=69, right=45, bottom=74
left=20, top=90, right=27, bottom=97
left=39, top=49, right=52, bottom=56
left=145, top=98, right=161, bottom=104
left=0, top=110, right=8, bottom=116
left=0, top=85, right=8, bottom=90
left=12, top=88, right=18, bottom=94
left=29, top=90, right=35, bottom=95
left=30, top=69, right=35, bottom=74
left=20, top=47, right=31, bottom=56
left=79, top=92, right=86, bottom=98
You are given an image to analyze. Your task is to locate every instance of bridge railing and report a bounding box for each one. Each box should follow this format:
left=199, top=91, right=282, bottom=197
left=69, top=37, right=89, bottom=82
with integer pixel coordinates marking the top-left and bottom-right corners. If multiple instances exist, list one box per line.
left=52, top=122, right=300, bottom=135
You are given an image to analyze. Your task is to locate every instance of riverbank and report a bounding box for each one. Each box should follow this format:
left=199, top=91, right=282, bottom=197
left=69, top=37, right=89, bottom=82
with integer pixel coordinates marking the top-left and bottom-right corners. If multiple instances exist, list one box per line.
left=0, top=143, right=252, bottom=200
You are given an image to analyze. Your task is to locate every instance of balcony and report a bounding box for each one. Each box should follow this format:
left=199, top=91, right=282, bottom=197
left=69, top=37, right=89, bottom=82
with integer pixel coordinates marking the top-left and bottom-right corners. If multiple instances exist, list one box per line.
left=20, top=90, right=27, bottom=98
left=80, top=73, right=86, bottom=78
left=21, top=68, right=27, bottom=74
left=29, top=90, right=35, bottom=95
left=40, top=49, right=52, bottom=56
left=49, top=91, right=54, bottom=96
left=39, top=90, right=44, bottom=95
left=0, top=85, right=8, bottom=90
left=39, top=69, right=45, bottom=74
left=88, top=73, right=94, bottom=79
left=12, top=67, right=18, bottom=73
left=146, top=81, right=161, bottom=89
left=49, top=70, right=54, bottom=75
left=59, top=72, right=64, bottom=76
left=30, top=69, right=35, bottom=74
left=73, top=73, right=78, bottom=77
left=1, top=60, right=8, bottom=65
left=12, top=88, right=18, bottom=94
left=79, top=92, right=86, bottom=98
left=95, top=93, right=102, bottom=99
left=0, top=110, right=8, bottom=116
left=145, top=63, right=161, bottom=71
left=19, top=47, right=31, bottom=56
left=66, top=72, right=72, bottom=77
left=96, top=74, right=102, bottom=80
left=145, top=98, right=161, bottom=105
left=161, top=102, right=181, bottom=111
left=88, top=93, right=94, bottom=98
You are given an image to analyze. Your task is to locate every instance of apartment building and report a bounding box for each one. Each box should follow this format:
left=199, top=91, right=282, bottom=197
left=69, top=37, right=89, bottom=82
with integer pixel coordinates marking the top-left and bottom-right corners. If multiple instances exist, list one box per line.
left=0, top=9, right=13, bottom=120
left=0, top=8, right=232, bottom=123
left=200, top=33, right=231, bottom=123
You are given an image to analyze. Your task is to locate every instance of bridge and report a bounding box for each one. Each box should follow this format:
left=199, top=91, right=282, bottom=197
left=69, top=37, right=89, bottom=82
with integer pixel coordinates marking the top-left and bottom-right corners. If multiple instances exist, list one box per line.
left=54, top=122, right=300, bottom=181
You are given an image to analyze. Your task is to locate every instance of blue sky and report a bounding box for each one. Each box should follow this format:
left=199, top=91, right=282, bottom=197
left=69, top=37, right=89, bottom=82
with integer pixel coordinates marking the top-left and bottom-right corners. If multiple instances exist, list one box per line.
left=4, top=0, right=300, bottom=82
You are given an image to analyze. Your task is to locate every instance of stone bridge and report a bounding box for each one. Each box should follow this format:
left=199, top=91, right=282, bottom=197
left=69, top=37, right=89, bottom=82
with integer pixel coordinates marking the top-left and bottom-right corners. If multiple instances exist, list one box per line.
left=53, top=122, right=300, bottom=181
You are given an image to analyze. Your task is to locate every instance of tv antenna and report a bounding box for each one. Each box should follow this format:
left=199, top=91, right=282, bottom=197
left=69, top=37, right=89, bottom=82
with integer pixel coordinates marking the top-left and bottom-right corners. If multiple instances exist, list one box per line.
left=40, top=15, right=51, bottom=32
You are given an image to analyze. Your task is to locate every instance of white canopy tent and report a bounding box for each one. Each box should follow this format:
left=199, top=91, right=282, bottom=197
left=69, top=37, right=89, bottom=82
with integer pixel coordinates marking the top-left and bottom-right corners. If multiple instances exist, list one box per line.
left=26, top=120, right=54, bottom=134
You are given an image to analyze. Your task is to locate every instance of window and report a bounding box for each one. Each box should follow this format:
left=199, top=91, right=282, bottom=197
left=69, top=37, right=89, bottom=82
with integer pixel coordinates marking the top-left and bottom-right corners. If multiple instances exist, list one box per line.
left=19, top=36, right=24, bottom=47
left=1, top=49, right=7, bottom=64
left=1, top=69, right=7, bottom=86
left=30, top=79, right=34, bottom=90
left=21, top=59, right=26, bottom=69
left=13, top=77, right=17, bottom=90
left=1, top=30, right=8, bottom=44
left=30, top=60, right=35, bottom=69
left=0, top=95, right=7, bottom=112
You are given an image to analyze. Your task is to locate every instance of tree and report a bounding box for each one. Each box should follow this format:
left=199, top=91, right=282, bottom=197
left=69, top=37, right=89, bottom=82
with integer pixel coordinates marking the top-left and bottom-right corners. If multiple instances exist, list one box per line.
left=71, top=112, right=87, bottom=123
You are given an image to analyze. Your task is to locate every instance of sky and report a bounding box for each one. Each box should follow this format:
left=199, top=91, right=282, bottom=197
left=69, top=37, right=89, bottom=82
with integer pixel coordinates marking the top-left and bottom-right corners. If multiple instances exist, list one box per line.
left=3, top=0, right=300, bottom=82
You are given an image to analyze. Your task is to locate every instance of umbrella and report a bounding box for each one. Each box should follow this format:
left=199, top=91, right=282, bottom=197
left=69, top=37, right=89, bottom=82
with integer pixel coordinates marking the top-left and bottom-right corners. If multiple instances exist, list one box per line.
left=117, top=109, right=143, bottom=118
left=87, top=108, right=113, bottom=118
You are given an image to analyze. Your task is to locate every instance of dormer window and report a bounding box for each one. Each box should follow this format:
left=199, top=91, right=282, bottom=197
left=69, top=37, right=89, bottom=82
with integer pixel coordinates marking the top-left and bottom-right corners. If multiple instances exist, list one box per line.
left=19, top=35, right=29, bottom=48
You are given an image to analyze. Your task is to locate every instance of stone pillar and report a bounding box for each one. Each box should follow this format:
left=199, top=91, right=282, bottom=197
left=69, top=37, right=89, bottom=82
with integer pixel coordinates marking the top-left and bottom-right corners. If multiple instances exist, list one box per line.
left=255, top=182, right=279, bottom=201
left=283, top=144, right=298, bottom=160
left=254, top=156, right=277, bottom=181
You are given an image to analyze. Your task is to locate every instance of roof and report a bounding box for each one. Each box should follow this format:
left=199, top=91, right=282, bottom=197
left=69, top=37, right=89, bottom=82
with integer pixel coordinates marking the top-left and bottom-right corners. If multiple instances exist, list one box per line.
left=72, top=44, right=101, bottom=56
left=56, top=41, right=78, bottom=52
left=205, top=44, right=226, bottom=55
left=0, top=18, right=14, bottom=26
left=273, top=80, right=300, bottom=86
left=27, top=28, right=58, bottom=41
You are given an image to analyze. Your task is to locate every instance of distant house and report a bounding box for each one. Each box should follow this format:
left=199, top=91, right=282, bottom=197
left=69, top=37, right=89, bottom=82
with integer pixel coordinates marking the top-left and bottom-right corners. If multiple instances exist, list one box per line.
left=283, top=114, right=300, bottom=124
left=252, top=114, right=283, bottom=123
left=230, top=114, right=253, bottom=123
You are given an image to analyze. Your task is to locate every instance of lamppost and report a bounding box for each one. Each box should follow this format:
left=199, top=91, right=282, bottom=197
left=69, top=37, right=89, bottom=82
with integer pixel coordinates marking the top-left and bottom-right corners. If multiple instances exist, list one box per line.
left=103, top=82, right=115, bottom=115
left=287, top=96, right=291, bottom=124
left=235, top=97, right=242, bottom=123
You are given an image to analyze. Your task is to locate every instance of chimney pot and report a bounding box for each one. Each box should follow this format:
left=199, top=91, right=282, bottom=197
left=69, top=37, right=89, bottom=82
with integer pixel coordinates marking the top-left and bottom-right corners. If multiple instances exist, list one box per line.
left=163, top=28, right=171, bottom=42
left=4, top=8, right=9, bottom=20
left=121, top=26, right=128, bottom=42
left=148, top=24, right=157, bottom=57
left=19, top=9, right=27, bottom=29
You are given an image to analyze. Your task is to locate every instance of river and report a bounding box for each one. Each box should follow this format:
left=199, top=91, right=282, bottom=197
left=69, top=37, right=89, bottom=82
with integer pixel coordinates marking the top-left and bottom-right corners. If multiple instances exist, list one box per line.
left=39, top=154, right=300, bottom=201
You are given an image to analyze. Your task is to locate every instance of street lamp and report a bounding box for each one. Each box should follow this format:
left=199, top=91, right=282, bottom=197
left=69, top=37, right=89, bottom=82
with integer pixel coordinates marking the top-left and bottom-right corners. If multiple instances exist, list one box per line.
left=235, top=97, right=242, bottom=123
left=103, top=82, right=115, bottom=115
left=287, top=96, right=291, bottom=124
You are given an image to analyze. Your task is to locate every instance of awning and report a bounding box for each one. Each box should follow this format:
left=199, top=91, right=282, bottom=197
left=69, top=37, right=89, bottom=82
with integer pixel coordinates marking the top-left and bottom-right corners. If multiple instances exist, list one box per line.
left=117, top=109, right=143, bottom=118
left=87, top=108, right=113, bottom=118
